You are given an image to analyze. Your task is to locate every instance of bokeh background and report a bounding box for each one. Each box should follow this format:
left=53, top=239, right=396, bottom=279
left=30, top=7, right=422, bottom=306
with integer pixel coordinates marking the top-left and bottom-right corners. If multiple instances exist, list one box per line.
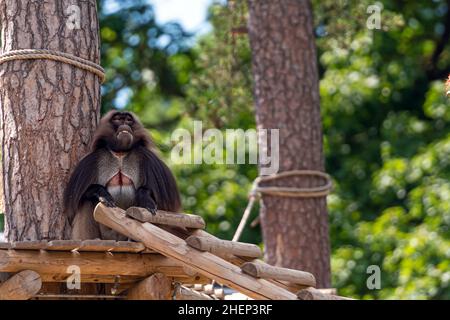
left=1, top=0, right=449, bottom=299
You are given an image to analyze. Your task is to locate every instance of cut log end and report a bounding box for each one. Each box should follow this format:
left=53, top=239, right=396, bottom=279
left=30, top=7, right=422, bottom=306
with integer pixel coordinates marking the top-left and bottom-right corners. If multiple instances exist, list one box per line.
left=241, top=262, right=259, bottom=277
left=0, top=270, right=42, bottom=300
left=126, top=273, right=173, bottom=300
left=241, top=261, right=316, bottom=287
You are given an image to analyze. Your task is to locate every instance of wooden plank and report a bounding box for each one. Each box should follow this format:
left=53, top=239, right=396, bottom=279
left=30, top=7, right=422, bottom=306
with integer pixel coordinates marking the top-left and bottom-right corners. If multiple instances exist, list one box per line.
left=126, top=273, right=172, bottom=300
left=0, top=242, right=11, bottom=249
left=78, top=240, right=116, bottom=251
left=0, top=249, right=206, bottom=282
left=77, top=240, right=146, bottom=253
left=47, top=240, right=82, bottom=251
left=186, top=236, right=261, bottom=258
left=297, top=287, right=353, bottom=300
left=113, top=241, right=146, bottom=253
left=1, top=240, right=148, bottom=253
left=126, top=207, right=205, bottom=229
left=0, top=270, right=42, bottom=300
left=241, top=261, right=316, bottom=287
left=11, top=240, right=49, bottom=250
left=94, top=204, right=297, bottom=300
left=174, top=285, right=213, bottom=300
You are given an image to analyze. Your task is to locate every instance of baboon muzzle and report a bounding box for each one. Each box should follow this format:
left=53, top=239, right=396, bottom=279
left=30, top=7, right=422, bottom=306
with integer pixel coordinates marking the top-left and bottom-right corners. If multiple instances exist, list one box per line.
left=116, top=125, right=134, bottom=149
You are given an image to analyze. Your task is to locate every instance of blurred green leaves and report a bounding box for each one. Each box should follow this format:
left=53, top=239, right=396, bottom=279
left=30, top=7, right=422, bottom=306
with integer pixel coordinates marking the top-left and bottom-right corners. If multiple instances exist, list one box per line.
left=97, top=0, right=450, bottom=299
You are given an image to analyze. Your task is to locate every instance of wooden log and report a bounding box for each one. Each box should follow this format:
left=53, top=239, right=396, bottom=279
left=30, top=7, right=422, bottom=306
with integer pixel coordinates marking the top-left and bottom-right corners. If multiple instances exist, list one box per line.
left=113, top=241, right=146, bottom=253
left=126, top=207, right=205, bottom=229
left=47, top=240, right=83, bottom=251
left=127, top=273, right=172, bottom=300
left=0, top=270, right=42, bottom=300
left=186, top=236, right=261, bottom=258
left=136, top=224, right=301, bottom=294
left=7, top=239, right=148, bottom=254
left=241, top=261, right=316, bottom=287
left=193, top=284, right=204, bottom=291
left=166, top=228, right=301, bottom=294
left=174, top=285, right=213, bottom=300
left=0, top=249, right=207, bottom=283
left=318, top=288, right=337, bottom=295
left=297, top=287, right=353, bottom=300
left=0, top=242, right=11, bottom=249
left=78, top=240, right=116, bottom=251
left=94, top=204, right=297, bottom=300
left=11, top=240, right=49, bottom=250
left=213, top=288, right=225, bottom=299
left=203, top=284, right=214, bottom=295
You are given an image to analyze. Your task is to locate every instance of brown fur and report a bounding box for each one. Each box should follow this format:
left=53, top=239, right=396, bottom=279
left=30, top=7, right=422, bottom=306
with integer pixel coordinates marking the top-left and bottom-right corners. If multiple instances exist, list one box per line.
left=64, top=110, right=181, bottom=240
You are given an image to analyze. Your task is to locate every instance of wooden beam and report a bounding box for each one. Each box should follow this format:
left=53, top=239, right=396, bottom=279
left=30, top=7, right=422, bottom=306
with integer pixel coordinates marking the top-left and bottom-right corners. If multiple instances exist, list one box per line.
left=12, top=240, right=49, bottom=249
left=126, top=207, right=205, bottom=229
left=0, top=249, right=207, bottom=284
left=186, top=236, right=261, bottom=258
left=126, top=273, right=173, bottom=300
left=4, top=240, right=148, bottom=253
left=174, top=285, right=213, bottom=300
left=241, top=262, right=316, bottom=287
left=156, top=226, right=303, bottom=294
left=94, top=204, right=297, bottom=300
left=0, top=270, right=42, bottom=300
left=297, top=287, right=353, bottom=300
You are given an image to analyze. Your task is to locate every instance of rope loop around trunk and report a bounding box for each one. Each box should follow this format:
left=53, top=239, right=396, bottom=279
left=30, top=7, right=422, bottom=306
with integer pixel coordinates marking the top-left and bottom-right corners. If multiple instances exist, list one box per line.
left=0, top=49, right=105, bottom=83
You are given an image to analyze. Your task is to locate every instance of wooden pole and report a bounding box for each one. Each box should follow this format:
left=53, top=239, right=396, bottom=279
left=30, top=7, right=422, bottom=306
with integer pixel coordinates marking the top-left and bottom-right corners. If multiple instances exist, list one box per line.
left=297, top=287, right=353, bottom=300
left=94, top=204, right=297, bottom=300
left=126, top=273, right=172, bottom=300
left=126, top=207, right=205, bottom=229
left=241, top=261, right=316, bottom=287
left=186, top=235, right=261, bottom=258
left=0, top=270, right=42, bottom=300
left=155, top=226, right=302, bottom=294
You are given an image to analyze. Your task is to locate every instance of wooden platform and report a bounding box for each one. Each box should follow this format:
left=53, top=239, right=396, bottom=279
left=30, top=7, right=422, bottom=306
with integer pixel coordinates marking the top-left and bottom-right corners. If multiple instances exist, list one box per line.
left=0, top=205, right=351, bottom=300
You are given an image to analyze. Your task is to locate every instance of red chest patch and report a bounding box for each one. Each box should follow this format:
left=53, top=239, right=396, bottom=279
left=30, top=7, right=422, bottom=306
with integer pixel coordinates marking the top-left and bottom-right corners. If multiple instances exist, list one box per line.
left=107, top=172, right=133, bottom=187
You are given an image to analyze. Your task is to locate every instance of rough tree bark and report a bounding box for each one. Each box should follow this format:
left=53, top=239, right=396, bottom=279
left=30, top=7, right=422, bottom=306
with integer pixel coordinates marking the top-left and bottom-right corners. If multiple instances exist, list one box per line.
left=0, top=0, right=101, bottom=241
left=247, top=0, right=331, bottom=287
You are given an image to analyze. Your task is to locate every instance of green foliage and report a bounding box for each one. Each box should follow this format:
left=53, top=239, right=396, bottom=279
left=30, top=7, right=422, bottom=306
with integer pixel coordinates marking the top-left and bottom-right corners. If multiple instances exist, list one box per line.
left=96, top=0, right=450, bottom=299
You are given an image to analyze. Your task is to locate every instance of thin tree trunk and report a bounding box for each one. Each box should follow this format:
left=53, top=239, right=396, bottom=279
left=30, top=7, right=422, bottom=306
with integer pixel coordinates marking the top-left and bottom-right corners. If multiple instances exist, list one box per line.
left=0, top=0, right=101, bottom=241
left=247, top=0, right=331, bottom=287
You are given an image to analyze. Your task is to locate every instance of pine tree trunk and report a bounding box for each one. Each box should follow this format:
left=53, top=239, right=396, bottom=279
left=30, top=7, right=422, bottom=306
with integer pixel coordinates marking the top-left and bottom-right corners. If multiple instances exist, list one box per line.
left=0, top=0, right=101, bottom=241
left=247, top=0, right=331, bottom=287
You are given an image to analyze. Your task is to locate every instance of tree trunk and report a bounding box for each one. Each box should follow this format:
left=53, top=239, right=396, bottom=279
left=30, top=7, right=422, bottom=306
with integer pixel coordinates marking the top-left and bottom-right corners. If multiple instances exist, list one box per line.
left=247, top=0, right=331, bottom=287
left=0, top=0, right=101, bottom=241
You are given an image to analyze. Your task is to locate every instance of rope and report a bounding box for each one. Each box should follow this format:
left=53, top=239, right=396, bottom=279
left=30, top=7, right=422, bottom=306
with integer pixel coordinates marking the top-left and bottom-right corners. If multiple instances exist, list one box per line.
left=232, top=170, right=332, bottom=242
left=0, top=49, right=105, bottom=83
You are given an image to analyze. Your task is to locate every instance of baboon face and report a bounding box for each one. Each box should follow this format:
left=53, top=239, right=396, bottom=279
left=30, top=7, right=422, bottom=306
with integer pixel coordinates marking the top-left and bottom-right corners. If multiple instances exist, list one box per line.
left=109, top=112, right=136, bottom=151
left=93, top=111, right=147, bottom=152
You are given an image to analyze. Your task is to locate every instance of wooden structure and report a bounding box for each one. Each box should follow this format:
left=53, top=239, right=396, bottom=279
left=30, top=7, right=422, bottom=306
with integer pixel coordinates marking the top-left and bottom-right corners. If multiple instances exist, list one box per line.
left=0, top=204, right=350, bottom=300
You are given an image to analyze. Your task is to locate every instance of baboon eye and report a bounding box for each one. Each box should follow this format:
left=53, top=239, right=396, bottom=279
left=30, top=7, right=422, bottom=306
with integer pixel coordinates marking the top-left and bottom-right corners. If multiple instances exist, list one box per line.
left=125, top=115, right=134, bottom=126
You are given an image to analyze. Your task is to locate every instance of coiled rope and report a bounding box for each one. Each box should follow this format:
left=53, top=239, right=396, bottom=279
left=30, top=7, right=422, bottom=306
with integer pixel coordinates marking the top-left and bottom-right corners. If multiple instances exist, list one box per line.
left=0, top=49, right=105, bottom=83
left=232, top=170, right=332, bottom=241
